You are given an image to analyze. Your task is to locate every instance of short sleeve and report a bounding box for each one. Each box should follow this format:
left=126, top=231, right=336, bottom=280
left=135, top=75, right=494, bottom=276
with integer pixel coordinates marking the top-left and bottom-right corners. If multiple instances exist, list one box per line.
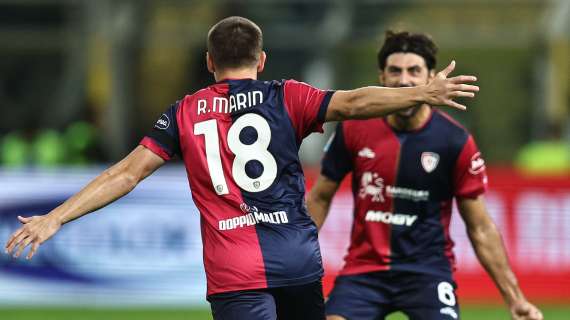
left=453, top=135, right=488, bottom=198
left=140, top=101, right=181, bottom=161
left=283, top=79, right=334, bottom=140
left=321, top=123, right=352, bottom=182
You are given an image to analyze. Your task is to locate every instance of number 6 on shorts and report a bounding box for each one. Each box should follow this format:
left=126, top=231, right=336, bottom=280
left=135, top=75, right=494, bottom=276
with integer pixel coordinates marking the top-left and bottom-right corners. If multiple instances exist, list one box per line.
left=437, top=281, right=456, bottom=306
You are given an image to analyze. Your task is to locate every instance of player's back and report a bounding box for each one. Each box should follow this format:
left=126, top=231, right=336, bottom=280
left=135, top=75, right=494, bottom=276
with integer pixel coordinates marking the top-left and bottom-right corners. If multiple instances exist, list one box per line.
left=141, top=79, right=333, bottom=295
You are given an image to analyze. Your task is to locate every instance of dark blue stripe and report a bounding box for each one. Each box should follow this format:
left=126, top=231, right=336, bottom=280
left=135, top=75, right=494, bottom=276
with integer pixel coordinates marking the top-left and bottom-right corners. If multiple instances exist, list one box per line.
left=390, top=111, right=469, bottom=274
left=317, top=91, right=335, bottom=123
left=321, top=122, right=352, bottom=182
left=226, top=79, right=324, bottom=287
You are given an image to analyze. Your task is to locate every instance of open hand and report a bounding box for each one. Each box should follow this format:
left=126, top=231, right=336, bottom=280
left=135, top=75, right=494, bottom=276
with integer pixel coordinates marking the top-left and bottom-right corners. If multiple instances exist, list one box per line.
left=5, top=215, right=62, bottom=260
left=425, top=60, right=479, bottom=110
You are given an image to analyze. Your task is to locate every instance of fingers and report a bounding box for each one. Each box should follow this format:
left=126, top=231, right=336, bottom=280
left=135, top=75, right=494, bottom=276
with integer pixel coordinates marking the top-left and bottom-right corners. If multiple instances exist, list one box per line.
left=5, top=228, right=22, bottom=251
left=6, top=216, right=33, bottom=252
left=450, top=91, right=476, bottom=98
left=443, top=99, right=467, bottom=111
left=13, top=236, right=34, bottom=259
left=449, top=75, right=478, bottom=84
left=439, top=60, right=456, bottom=77
left=18, top=215, right=32, bottom=224
left=528, top=306, right=543, bottom=320
left=5, top=228, right=26, bottom=254
left=513, top=303, right=543, bottom=320
left=26, top=241, right=40, bottom=260
left=452, top=84, right=479, bottom=92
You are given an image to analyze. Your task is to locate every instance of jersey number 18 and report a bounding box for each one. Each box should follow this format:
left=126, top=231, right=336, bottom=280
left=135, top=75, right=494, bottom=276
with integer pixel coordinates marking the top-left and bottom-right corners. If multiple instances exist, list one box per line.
left=194, top=114, right=278, bottom=195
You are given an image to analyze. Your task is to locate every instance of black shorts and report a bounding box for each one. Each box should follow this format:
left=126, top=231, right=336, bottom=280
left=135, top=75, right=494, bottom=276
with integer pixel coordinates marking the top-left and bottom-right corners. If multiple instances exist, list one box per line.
left=326, top=271, right=460, bottom=320
left=208, top=280, right=325, bottom=320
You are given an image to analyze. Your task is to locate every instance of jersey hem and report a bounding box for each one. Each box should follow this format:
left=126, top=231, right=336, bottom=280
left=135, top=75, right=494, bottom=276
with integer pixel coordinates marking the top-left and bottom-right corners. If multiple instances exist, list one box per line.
left=266, top=269, right=324, bottom=288
left=206, top=269, right=324, bottom=296
left=340, top=265, right=453, bottom=279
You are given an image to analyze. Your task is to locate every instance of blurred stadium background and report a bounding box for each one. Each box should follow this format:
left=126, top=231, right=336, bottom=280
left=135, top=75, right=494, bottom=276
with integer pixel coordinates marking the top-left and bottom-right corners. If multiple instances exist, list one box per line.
left=0, top=0, right=568, bottom=319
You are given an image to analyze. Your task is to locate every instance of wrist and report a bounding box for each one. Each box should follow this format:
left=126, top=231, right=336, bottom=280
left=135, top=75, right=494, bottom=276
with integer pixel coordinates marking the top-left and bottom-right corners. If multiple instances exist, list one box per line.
left=415, top=85, right=430, bottom=105
left=502, top=286, right=526, bottom=306
left=47, top=211, right=66, bottom=226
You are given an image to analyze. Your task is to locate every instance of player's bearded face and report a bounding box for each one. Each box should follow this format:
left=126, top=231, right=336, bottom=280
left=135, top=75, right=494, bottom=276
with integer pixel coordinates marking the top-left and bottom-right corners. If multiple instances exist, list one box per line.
left=379, top=53, right=434, bottom=118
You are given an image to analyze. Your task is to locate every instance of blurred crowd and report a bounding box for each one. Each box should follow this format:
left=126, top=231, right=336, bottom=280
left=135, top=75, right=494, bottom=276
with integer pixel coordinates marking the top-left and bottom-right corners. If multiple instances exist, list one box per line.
left=0, top=0, right=568, bottom=173
left=0, top=121, right=100, bottom=167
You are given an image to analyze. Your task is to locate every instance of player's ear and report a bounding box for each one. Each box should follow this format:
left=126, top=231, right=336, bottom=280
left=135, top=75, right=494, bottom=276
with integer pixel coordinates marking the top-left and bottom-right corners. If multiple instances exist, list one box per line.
left=257, top=51, right=266, bottom=73
left=206, top=52, right=215, bottom=73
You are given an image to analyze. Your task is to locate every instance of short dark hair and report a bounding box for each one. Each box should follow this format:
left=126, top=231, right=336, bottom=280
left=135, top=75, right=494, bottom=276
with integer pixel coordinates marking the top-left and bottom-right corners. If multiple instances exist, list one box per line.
left=377, top=30, right=438, bottom=71
left=207, top=16, right=263, bottom=70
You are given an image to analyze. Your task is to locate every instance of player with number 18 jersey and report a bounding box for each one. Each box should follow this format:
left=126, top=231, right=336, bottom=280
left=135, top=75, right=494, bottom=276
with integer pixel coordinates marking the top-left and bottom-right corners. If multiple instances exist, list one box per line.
left=141, top=79, right=333, bottom=296
left=3, top=16, right=484, bottom=320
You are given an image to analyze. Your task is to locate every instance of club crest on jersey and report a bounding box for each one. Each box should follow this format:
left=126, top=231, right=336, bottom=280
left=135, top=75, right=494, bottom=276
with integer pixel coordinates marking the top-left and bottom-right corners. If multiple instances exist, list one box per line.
left=469, top=152, right=486, bottom=175
left=421, top=152, right=440, bottom=173
left=358, top=147, right=376, bottom=159
left=154, top=114, right=170, bottom=130
left=359, top=171, right=385, bottom=202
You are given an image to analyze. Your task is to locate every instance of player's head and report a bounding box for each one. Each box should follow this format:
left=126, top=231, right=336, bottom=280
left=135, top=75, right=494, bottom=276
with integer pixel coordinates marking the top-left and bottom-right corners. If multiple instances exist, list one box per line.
left=206, top=16, right=266, bottom=74
left=377, top=30, right=438, bottom=117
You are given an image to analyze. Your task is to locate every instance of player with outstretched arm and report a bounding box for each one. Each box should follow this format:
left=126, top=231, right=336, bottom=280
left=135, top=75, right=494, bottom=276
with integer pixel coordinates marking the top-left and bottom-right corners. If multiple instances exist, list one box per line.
left=5, top=18, right=478, bottom=320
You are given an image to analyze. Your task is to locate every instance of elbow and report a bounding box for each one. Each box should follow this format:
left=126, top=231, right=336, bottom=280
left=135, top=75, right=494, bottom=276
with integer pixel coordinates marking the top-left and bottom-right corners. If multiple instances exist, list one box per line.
left=103, top=166, right=140, bottom=193
left=469, top=222, right=499, bottom=244
left=121, top=172, right=139, bottom=192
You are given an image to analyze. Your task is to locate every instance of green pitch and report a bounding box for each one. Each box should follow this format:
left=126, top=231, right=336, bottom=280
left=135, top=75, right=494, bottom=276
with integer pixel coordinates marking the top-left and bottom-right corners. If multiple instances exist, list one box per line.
left=0, top=305, right=568, bottom=319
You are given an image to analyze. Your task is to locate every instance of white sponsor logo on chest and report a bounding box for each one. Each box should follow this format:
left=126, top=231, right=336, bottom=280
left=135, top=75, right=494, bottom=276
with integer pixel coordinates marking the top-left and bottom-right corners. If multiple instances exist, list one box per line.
left=219, top=204, right=289, bottom=231
left=421, top=152, right=440, bottom=173
left=365, top=210, right=418, bottom=226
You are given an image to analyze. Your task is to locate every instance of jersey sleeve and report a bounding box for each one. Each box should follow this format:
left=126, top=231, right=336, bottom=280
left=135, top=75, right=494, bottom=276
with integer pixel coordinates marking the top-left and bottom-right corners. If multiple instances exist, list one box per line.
left=140, top=101, right=181, bottom=161
left=283, top=79, right=334, bottom=140
left=321, top=123, right=352, bottom=182
left=453, top=135, right=488, bottom=198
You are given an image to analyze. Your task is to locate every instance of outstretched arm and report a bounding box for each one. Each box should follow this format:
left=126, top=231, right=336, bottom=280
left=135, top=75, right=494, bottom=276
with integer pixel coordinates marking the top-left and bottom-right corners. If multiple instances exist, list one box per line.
left=307, top=175, right=341, bottom=231
left=459, top=196, right=543, bottom=320
left=326, top=61, right=478, bottom=121
left=5, top=145, right=165, bottom=259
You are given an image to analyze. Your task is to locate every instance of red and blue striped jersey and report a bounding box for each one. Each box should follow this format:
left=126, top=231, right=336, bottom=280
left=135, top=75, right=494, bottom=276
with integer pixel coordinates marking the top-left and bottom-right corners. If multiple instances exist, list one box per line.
left=141, top=79, right=333, bottom=295
left=321, top=110, right=487, bottom=277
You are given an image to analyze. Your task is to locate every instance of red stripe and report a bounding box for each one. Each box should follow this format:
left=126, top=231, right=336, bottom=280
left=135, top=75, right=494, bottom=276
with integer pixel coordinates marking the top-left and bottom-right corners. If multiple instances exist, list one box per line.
left=339, top=119, right=400, bottom=276
left=139, top=137, right=171, bottom=161
left=440, top=200, right=456, bottom=271
left=176, top=87, right=268, bottom=295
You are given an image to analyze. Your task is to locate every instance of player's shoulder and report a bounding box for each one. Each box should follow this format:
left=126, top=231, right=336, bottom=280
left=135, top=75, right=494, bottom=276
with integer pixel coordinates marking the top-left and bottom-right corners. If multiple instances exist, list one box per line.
left=282, top=78, right=325, bottom=92
left=431, top=110, right=472, bottom=135
left=431, top=110, right=473, bottom=148
left=336, top=118, right=388, bottom=148
left=432, top=110, right=468, bottom=131
left=177, top=84, right=230, bottom=108
left=282, top=78, right=305, bottom=87
left=342, top=118, right=388, bottom=133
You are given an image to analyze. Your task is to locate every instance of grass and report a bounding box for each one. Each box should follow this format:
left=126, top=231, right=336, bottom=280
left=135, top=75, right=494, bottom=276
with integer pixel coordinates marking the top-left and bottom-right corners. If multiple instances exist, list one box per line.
left=0, top=308, right=211, bottom=320
left=0, top=305, right=567, bottom=319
